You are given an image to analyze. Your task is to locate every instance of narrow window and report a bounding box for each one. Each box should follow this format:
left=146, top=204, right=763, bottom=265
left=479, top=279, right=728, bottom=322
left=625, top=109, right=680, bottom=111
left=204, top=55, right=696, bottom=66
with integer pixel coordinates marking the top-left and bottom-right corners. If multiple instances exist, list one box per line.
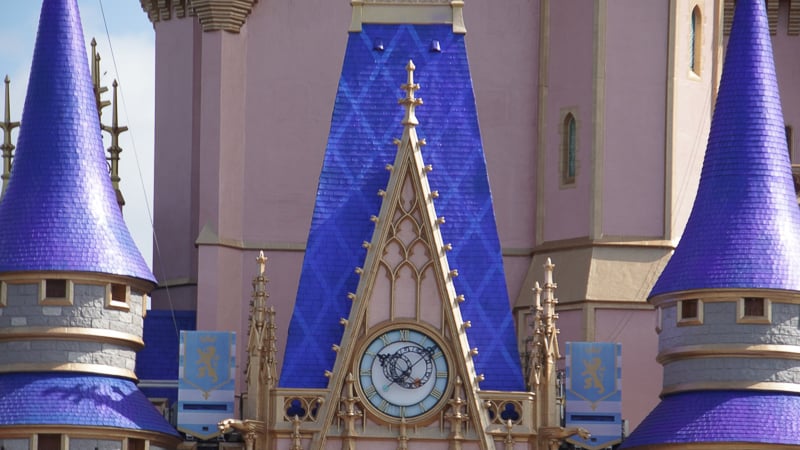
left=786, top=125, right=793, bottom=161
left=562, top=113, right=577, bottom=184
left=690, top=6, right=702, bottom=76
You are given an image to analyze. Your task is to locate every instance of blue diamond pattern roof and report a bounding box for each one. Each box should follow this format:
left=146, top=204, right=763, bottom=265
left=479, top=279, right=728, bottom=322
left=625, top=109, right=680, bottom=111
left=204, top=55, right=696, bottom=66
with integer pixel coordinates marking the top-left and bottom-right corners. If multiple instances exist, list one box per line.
left=650, top=0, right=800, bottom=298
left=621, top=390, right=800, bottom=447
left=279, top=24, right=524, bottom=391
left=0, top=372, right=179, bottom=437
left=0, top=0, right=155, bottom=283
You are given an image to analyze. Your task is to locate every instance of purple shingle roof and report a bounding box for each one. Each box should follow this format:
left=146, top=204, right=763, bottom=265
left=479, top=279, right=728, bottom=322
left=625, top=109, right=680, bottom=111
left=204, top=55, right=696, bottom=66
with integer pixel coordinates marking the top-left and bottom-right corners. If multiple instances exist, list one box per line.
left=649, top=0, right=800, bottom=298
left=622, top=390, right=800, bottom=447
left=0, top=373, right=179, bottom=437
left=0, top=0, right=155, bottom=284
left=627, top=1, right=800, bottom=446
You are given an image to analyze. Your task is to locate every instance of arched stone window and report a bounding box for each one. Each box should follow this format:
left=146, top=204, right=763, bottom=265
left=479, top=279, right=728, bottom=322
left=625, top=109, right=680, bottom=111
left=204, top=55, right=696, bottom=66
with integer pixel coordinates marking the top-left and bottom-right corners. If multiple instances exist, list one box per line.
left=690, top=6, right=702, bottom=76
left=562, top=113, right=577, bottom=185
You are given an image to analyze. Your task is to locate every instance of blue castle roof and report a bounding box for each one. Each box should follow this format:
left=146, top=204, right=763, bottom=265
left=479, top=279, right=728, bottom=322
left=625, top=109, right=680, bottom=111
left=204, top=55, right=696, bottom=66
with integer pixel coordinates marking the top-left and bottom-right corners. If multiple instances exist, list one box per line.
left=0, top=0, right=155, bottom=284
left=649, top=0, right=800, bottom=298
left=279, top=24, right=524, bottom=391
left=0, top=372, right=180, bottom=438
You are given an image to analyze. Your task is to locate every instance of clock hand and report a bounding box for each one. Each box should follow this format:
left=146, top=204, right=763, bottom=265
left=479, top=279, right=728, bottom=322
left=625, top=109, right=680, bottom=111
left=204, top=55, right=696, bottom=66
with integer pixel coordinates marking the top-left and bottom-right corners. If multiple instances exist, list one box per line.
left=381, top=347, right=434, bottom=391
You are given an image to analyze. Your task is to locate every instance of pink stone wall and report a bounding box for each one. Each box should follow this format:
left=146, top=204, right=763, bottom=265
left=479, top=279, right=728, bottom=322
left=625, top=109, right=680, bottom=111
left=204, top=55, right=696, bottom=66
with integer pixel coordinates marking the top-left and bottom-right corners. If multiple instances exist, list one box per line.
left=602, top=1, right=668, bottom=238
left=541, top=0, right=595, bottom=242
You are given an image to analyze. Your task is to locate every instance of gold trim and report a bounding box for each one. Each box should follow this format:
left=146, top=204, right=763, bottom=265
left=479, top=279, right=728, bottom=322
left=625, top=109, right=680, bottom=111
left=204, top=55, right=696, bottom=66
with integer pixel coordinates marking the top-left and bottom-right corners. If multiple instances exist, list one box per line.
left=628, top=443, right=794, bottom=450
left=352, top=321, right=456, bottom=426
left=0, top=271, right=155, bottom=294
left=349, top=0, right=466, bottom=34
left=652, top=289, right=800, bottom=307
left=0, top=326, right=144, bottom=350
left=534, top=0, right=550, bottom=246
left=658, top=343, right=800, bottom=364
left=665, top=0, right=678, bottom=242
left=195, top=224, right=306, bottom=252
left=533, top=236, right=674, bottom=253
left=0, top=363, right=137, bottom=380
left=0, top=425, right=180, bottom=448
left=591, top=0, right=607, bottom=240
left=662, top=380, right=800, bottom=396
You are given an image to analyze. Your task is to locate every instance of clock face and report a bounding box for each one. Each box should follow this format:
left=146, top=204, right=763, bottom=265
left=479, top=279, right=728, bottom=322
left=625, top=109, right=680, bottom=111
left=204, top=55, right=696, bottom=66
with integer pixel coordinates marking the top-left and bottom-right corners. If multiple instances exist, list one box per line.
left=358, top=327, right=449, bottom=419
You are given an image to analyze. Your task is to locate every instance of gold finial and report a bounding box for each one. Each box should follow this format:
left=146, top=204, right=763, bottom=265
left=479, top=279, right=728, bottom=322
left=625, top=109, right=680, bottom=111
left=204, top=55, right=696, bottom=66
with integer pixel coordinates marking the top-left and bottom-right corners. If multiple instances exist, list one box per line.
left=399, top=60, right=423, bottom=127
left=101, top=80, right=128, bottom=210
left=1, top=75, right=20, bottom=197
left=91, top=39, right=111, bottom=119
left=257, top=250, right=267, bottom=276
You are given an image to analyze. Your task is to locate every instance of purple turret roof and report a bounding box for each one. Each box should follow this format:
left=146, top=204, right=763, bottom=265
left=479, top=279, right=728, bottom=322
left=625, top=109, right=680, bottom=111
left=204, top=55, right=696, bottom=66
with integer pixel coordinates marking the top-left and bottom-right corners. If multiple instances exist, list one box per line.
left=0, top=0, right=154, bottom=284
left=649, top=0, right=800, bottom=298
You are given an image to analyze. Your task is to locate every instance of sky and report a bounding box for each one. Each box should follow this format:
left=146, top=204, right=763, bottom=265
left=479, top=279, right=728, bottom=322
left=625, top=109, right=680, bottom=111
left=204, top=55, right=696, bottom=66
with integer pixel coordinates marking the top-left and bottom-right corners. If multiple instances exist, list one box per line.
left=0, top=1, right=156, bottom=266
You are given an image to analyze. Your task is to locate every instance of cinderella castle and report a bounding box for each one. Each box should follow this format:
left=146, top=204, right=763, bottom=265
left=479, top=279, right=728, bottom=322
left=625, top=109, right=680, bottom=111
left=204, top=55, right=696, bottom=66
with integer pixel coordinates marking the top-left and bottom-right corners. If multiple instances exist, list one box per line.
left=2, top=0, right=800, bottom=448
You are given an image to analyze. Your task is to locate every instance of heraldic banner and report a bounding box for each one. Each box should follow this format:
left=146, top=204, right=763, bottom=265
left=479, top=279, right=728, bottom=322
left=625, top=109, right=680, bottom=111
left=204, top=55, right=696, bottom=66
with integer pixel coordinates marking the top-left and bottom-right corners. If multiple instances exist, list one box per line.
left=178, top=330, right=236, bottom=440
left=565, top=342, right=622, bottom=450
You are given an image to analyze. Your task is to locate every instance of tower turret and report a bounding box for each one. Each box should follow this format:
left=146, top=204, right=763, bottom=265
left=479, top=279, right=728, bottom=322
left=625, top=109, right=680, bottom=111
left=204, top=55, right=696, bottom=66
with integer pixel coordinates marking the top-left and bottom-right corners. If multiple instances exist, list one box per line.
left=0, top=0, right=178, bottom=447
left=624, top=0, right=800, bottom=447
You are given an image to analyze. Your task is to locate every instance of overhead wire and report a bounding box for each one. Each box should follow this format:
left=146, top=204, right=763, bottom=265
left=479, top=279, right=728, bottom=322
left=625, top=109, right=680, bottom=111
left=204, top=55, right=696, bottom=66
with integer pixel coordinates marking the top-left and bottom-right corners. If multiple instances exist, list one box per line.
left=97, top=0, right=181, bottom=339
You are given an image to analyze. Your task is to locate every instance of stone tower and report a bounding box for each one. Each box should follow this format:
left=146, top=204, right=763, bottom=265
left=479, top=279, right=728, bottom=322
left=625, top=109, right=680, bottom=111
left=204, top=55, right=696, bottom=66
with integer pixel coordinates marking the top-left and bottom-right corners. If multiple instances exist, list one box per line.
left=623, top=0, right=800, bottom=447
left=0, top=0, right=179, bottom=448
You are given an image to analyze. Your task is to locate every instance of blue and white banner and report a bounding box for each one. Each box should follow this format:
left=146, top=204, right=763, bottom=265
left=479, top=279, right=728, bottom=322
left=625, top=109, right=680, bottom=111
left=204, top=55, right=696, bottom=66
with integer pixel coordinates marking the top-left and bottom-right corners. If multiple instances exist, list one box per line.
left=178, top=331, right=236, bottom=440
left=565, top=342, right=622, bottom=450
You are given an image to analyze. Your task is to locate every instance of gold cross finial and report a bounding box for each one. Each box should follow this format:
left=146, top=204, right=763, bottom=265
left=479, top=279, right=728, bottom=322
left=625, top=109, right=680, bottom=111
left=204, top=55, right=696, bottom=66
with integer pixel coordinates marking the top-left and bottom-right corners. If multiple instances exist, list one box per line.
left=399, top=60, right=423, bottom=127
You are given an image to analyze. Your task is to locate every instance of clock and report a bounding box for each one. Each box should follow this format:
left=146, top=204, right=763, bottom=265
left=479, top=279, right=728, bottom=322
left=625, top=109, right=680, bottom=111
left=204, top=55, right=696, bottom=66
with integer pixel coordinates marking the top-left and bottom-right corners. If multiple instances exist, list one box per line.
left=357, top=326, right=450, bottom=420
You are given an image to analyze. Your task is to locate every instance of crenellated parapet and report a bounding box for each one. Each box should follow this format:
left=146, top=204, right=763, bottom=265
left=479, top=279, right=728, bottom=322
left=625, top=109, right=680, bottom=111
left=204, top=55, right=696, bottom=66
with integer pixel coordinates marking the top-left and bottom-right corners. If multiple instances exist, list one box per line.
left=139, top=0, right=259, bottom=33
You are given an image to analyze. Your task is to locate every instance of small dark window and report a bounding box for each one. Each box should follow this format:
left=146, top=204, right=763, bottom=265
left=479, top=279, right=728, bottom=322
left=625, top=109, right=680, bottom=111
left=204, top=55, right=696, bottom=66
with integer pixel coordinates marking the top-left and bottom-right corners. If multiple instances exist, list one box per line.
left=45, top=279, right=67, bottom=298
left=111, top=283, right=127, bottom=302
left=744, top=297, right=765, bottom=317
left=681, top=299, right=698, bottom=319
left=786, top=125, right=793, bottom=161
left=37, top=434, right=60, bottom=450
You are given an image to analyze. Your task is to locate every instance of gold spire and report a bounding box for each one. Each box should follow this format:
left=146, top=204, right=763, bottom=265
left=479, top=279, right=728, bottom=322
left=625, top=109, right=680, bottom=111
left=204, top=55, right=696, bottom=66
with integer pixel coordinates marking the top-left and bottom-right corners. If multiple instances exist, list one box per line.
left=0, top=75, right=20, bottom=197
left=399, top=60, right=422, bottom=127
left=91, top=39, right=111, bottom=120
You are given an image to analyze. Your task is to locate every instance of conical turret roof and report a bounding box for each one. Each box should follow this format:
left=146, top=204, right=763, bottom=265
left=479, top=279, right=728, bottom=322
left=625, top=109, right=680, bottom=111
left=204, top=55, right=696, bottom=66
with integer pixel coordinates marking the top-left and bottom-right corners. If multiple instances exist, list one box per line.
left=650, top=0, right=800, bottom=298
left=625, top=1, right=800, bottom=446
left=0, top=0, right=154, bottom=284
